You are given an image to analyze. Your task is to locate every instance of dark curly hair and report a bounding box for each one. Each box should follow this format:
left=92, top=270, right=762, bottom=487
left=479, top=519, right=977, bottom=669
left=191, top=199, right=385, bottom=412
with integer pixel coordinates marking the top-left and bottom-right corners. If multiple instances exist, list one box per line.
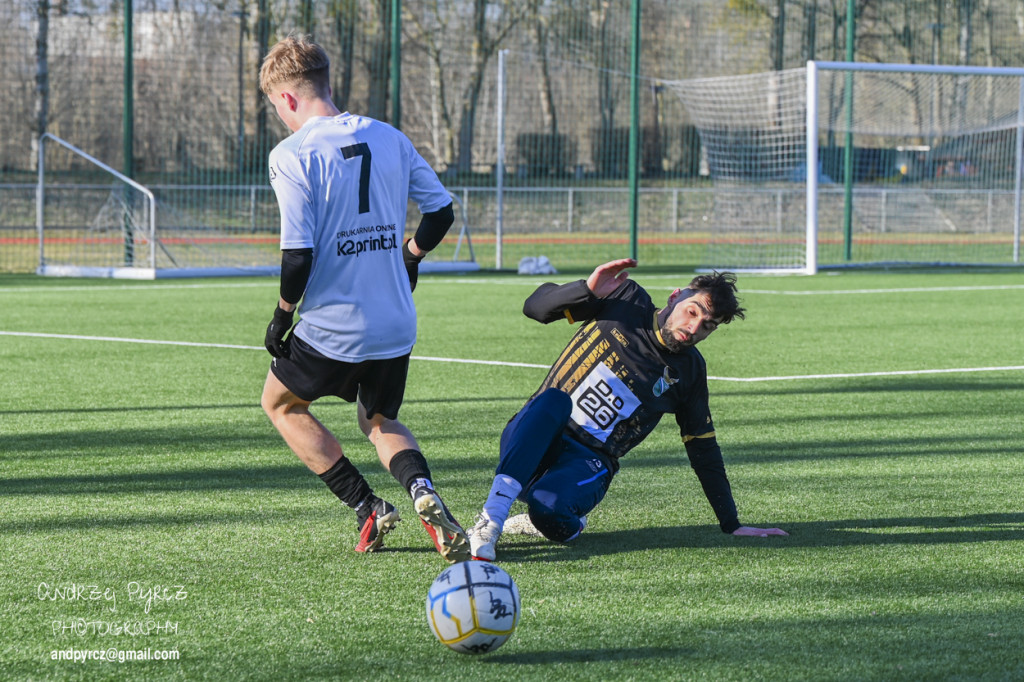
left=687, top=271, right=746, bottom=324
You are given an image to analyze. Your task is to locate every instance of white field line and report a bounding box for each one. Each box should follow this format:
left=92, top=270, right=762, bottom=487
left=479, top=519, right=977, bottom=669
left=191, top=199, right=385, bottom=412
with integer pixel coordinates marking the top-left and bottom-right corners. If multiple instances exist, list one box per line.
left=0, top=331, right=550, bottom=369
left=0, top=330, right=258, bottom=351
left=741, top=284, right=1024, bottom=295
left=4, top=280, right=1023, bottom=296
left=432, top=280, right=1024, bottom=296
left=0, top=282, right=271, bottom=294
left=707, top=366, right=1024, bottom=382
left=3, top=330, right=1022, bottom=381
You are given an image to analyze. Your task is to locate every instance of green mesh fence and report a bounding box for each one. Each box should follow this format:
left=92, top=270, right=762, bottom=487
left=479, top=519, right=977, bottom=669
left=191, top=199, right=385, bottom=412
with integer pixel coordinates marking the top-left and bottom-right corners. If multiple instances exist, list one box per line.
left=6, top=1, right=1024, bottom=274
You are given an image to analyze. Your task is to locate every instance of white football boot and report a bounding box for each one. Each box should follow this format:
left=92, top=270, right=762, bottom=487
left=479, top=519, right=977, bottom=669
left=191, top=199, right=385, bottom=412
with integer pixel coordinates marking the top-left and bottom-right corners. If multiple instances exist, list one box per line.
left=469, top=512, right=503, bottom=561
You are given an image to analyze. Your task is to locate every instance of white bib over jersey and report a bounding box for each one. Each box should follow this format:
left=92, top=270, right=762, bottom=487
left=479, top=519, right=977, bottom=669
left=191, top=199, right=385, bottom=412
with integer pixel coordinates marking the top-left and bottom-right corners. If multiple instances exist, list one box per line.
left=268, top=113, right=451, bottom=362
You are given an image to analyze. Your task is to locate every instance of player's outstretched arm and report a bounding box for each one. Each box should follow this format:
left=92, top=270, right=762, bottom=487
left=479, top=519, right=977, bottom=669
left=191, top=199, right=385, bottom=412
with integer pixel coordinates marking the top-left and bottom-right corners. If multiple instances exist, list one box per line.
left=586, top=258, right=638, bottom=298
left=732, top=526, right=789, bottom=537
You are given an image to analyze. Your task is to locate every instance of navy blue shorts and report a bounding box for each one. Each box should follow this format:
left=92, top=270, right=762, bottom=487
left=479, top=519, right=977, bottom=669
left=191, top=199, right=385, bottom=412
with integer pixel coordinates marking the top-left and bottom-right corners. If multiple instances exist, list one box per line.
left=270, top=334, right=409, bottom=420
left=497, top=389, right=614, bottom=541
left=521, top=435, right=614, bottom=540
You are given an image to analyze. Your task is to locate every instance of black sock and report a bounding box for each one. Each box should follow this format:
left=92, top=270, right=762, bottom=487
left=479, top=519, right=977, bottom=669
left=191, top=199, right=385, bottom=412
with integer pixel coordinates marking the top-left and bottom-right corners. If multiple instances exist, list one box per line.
left=318, top=457, right=374, bottom=510
left=389, top=449, right=432, bottom=495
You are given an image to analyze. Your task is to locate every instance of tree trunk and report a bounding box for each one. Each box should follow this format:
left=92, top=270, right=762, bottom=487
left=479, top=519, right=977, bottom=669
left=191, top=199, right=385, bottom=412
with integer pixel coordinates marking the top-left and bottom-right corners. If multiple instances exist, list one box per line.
left=770, top=0, right=785, bottom=71
left=456, top=65, right=487, bottom=174
left=534, top=16, right=557, bottom=137
left=954, top=0, right=973, bottom=128
left=455, top=0, right=490, bottom=174
left=330, top=0, right=357, bottom=111
left=982, top=0, right=995, bottom=121
left=366, top=0, right=392, bottom=120
left=32, top=0, right=50, bottom=172
left=802, top=0, right=817, bottom=63
left=299, top=0, right=314, bottom=34
left=453, top=0, right=533, bottom=174
left=255, top=0, right=271, bottom=159
left=429, top=54, right=455, bottom=167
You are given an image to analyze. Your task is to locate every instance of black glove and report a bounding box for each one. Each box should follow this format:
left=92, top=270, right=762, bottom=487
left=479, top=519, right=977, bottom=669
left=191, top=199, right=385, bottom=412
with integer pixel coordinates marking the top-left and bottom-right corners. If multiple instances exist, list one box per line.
left=264, top=305, right=295, bottom=358
left=402, top=239, right=425, bottom=292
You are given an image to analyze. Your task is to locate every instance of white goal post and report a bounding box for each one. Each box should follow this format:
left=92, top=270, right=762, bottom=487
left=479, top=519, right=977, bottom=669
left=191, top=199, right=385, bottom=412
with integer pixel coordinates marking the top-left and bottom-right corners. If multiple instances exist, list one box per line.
left=667, top=62, right=1024, bottom=274
left=36, top=133, right=162, bottom=278
left=807, top=61, right=1024, bottom=274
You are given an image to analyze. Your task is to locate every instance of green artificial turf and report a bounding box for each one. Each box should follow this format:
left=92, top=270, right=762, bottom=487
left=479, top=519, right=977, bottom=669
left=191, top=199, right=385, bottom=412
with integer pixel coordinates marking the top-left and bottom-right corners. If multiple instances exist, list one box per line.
left=1, top=267, right=1022, bottom=681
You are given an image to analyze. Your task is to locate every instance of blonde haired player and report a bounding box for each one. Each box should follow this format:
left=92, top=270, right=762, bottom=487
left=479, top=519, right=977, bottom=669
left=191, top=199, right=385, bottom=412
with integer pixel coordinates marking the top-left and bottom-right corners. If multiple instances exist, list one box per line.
left=258, top=35, right=469, bottom=563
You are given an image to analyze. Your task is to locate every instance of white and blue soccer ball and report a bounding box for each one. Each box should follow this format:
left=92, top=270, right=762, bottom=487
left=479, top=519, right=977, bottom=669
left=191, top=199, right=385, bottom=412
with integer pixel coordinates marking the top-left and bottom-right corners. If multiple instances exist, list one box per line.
left=425, top=561, right=520, bottom=655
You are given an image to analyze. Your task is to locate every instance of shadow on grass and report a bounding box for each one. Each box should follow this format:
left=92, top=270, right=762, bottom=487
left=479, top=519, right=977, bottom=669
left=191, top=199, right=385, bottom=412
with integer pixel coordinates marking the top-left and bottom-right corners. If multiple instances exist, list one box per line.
left=0, top=420, right=287, bottom=457
left=480, top=645, right=693, bottom=664
left=631, top=432, right=1022, bottom=466
left=712, top=374, right=1024, bottom=395
left=0, top=464, right=313, bottom=496
left=0, top=403, right=263, bottom=416
left=0, top=394, right=524, bottom=418
left=0, top=506, right=315, bottom=534
left=497, top=512, right=1024, bottom=563
left=713, top=377, right=1024, bottom=397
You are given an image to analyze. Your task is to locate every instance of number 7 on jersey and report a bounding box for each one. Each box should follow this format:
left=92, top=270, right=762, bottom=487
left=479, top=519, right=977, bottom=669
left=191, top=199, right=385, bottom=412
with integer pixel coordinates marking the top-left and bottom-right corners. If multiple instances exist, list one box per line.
left=340, top=143, right=372, bottom=214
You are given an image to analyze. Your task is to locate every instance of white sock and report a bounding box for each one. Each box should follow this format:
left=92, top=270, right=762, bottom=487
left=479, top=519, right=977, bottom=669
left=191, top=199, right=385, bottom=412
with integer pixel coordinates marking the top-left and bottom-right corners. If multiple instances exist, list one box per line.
left=481, top=475, right=522, bottom=528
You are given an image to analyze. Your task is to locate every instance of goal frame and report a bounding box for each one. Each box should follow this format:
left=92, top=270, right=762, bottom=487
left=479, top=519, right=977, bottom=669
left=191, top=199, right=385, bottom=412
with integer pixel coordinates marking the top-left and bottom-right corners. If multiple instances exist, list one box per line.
left=36, top=133, right=477, bottom=279
left=37, top=132, right=165, bottom=278
left=806, top=60, right=1024, bottom=275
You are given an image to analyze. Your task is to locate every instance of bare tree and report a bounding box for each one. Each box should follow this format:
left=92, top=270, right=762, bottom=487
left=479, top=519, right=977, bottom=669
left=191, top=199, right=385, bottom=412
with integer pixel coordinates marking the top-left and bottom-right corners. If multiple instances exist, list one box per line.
left=32, top=0, right=50, bottom=171
left=770, top=0, right=786, bottom=70
left=327, top=0, right=357, bottom=112
left=403, top=1, right=456, bottom=166
left=552, top=1, right=630, bottom=175
left=803, top=0, right=819, bottom=62
left=728, top=0, right=787, bottom=70
left=454, top=0, right=534, bottom=174
left=533, top=8, right=557, bottom=138
left=298, top=0, right=313, bottom=34
left=365, top=0, right=390, bottom=121
left=254, top=0, right=271, bottom=162
left=981, top=0, right=996, bottom=119
left=953, top=0, right=974, bottom=127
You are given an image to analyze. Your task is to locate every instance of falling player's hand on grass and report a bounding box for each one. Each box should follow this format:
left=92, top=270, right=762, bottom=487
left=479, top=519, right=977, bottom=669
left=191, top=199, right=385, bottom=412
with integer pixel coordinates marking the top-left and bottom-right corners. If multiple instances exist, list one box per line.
left=733, top=526, right=789, bottom=538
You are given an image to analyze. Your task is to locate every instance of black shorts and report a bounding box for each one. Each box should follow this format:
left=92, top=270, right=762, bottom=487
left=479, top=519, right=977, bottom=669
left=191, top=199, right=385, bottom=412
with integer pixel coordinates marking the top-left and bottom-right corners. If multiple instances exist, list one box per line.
left=270, top=335, right=409, bottom=420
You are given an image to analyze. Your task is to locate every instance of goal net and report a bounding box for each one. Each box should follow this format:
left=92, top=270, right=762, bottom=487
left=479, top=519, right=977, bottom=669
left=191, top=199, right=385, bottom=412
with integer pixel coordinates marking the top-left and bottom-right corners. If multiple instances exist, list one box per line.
left=36, top=134, right=477, bottom=279
left=666, top=63, right=1024, bottom=273
left=664, top=68, right=811, bottom=273
left=37, top=134, right=280, bottom=278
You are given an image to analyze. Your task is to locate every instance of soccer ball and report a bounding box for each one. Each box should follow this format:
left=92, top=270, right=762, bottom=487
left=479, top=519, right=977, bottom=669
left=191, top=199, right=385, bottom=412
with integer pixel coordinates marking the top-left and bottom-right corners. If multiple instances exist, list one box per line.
left=425, top=561, right=520, bottom=655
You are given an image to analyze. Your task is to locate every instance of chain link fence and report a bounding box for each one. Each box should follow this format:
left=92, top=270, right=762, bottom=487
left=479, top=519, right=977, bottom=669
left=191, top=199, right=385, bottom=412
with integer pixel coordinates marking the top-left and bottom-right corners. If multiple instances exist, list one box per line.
left=5, top=0, right=1024, bottom=273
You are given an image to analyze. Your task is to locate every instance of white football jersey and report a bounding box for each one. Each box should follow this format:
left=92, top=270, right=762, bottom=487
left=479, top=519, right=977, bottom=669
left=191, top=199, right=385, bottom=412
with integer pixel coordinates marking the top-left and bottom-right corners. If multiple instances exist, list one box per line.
left=268, top=113, right=450, bottom=362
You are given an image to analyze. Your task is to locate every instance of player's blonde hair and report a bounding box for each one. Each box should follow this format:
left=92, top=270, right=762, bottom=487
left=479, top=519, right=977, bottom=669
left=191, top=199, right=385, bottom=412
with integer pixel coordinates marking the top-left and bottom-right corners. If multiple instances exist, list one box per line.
left=259, top=35, right=330, bottom=98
